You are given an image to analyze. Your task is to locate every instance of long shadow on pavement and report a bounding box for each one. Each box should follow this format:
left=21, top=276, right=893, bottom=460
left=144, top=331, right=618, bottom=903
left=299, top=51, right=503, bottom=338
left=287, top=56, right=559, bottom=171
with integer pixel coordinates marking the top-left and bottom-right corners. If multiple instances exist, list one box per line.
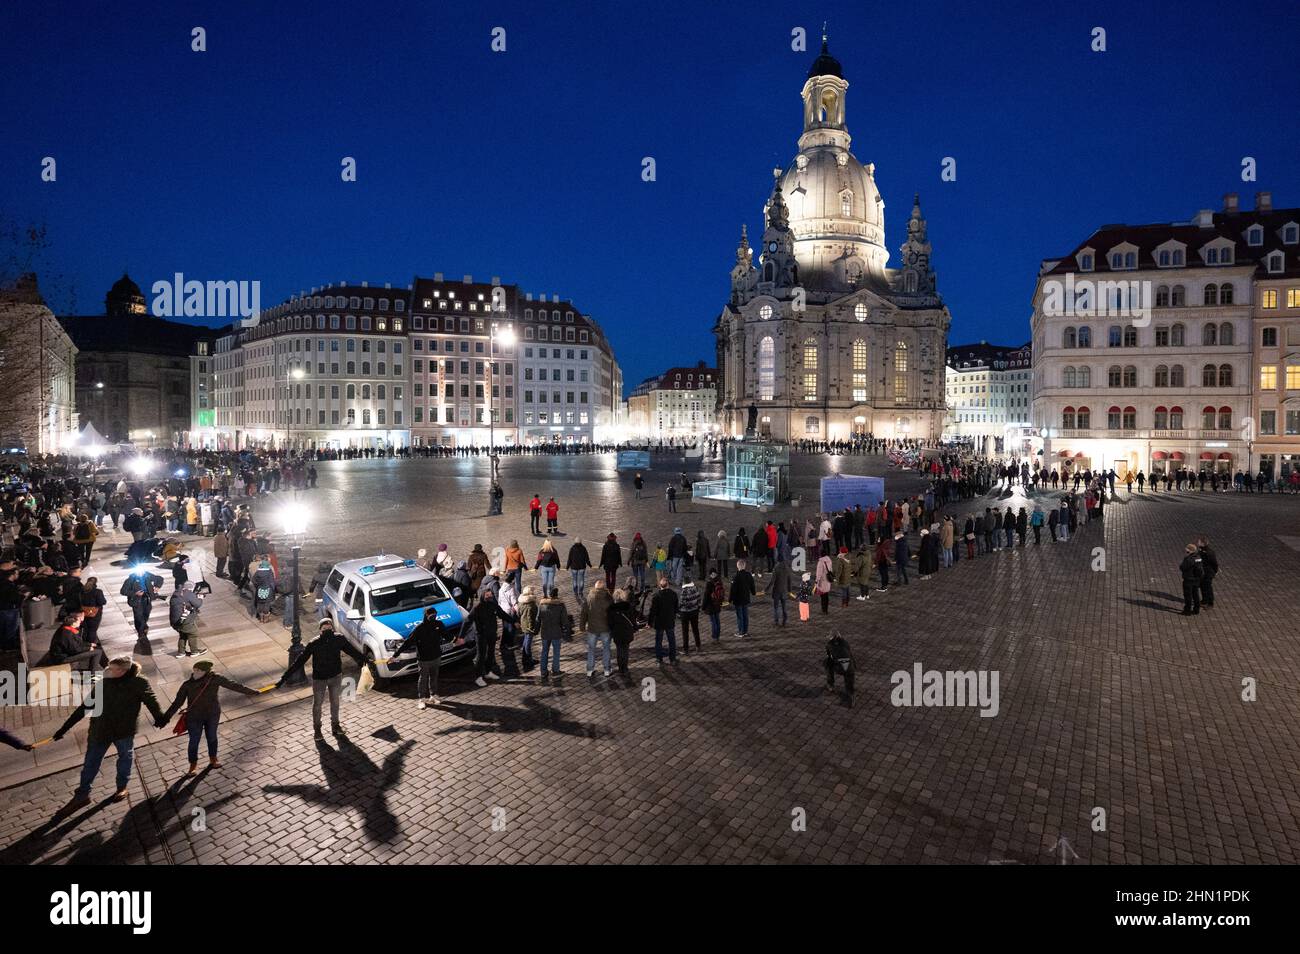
left=434, top=697, right=605, bottom=739
left=264, top=736, right=414, bottom=844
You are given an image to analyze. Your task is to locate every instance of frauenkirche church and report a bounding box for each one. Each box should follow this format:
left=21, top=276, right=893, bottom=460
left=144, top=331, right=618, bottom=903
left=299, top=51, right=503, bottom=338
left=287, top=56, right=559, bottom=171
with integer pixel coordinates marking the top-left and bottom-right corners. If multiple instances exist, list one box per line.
left=714, top=37, right=952, bottom=441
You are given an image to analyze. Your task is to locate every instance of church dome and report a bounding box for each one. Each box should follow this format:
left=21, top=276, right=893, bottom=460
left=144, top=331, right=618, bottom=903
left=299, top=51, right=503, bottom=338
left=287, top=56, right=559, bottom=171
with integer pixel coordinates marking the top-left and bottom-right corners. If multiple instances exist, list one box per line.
left=770, top=42, right=890, bottom=295
left=807, top=39, right=842, bottom=79
left=106, top=272, right=147, bottom=316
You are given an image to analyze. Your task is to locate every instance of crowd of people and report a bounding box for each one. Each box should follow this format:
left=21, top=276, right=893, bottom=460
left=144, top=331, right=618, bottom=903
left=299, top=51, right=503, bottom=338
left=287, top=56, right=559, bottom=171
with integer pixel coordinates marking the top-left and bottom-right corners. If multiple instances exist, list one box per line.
left=0, top=440, right=1238, bottom=813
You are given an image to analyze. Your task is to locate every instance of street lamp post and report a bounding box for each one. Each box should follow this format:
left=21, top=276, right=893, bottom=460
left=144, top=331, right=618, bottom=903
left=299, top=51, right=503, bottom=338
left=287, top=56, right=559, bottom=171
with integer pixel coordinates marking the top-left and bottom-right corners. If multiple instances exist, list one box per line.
left=487, top=320, right=516, bottom=482
left=281, top=499, right=310, bottom=686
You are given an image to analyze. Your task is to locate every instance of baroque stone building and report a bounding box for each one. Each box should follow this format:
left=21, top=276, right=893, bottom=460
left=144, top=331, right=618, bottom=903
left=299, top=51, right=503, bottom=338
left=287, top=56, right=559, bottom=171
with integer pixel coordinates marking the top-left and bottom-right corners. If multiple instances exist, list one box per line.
left=60, top=274, right=212, bottom=448
left=713, top=38, right=951, bottom=442
left=0, top=274, right=78, bottom=453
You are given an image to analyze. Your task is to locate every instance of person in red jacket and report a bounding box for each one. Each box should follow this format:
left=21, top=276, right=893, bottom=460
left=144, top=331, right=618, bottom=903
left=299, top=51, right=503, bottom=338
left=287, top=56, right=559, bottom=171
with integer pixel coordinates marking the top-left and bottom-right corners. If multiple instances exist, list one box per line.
left=529, top=495, right=542, bottom=536
left=545, top=497, right=559, bottom=534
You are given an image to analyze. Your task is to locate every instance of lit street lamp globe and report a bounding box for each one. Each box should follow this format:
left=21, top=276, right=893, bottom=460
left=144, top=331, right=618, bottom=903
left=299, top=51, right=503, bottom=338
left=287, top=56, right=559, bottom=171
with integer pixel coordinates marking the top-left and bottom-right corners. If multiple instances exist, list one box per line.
left=281, top=501, right=310, bottom=537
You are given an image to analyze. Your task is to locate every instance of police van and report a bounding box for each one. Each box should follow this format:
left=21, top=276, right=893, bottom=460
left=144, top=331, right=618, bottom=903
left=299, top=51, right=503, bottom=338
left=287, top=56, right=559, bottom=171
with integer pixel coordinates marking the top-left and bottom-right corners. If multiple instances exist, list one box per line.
left=319, top=555, right=472, bottom=684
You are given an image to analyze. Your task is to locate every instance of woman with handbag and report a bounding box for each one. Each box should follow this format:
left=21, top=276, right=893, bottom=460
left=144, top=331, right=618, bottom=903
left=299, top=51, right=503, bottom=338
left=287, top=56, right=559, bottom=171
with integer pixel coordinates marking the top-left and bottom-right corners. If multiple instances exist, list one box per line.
left=78, top=576, right=108, bottom=651
left=158, top=659, right=259, bottom=775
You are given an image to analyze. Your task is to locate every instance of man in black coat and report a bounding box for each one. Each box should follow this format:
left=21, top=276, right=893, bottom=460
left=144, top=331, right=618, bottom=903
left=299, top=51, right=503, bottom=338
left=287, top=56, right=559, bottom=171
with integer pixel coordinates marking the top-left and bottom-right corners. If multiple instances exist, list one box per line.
left=1196, top=536, right=1219, bottom=609
left=728, top=560, right=756, bottom=637
left=1179, top=544, right=1204, bottom=615
left=470, top=588, right=511, bottom=686
left=825, top=629, right=856, bottom=705
left=599, top=533, right=622, bottom=589
left=648, top=577, right=679, bottom=664
left=120, top=569, right=164, bottom=639
left=565, top=537, right=593, bottom=601
left=392, top=608, right=446, bottom=707
left=277, top=618, right=367, bottom=737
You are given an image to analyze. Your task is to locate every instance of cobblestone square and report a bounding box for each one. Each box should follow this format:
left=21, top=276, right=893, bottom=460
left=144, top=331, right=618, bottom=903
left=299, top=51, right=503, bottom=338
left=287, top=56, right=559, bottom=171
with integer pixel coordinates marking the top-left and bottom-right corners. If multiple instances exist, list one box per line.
left=2, top=453, right=1299, bottom=865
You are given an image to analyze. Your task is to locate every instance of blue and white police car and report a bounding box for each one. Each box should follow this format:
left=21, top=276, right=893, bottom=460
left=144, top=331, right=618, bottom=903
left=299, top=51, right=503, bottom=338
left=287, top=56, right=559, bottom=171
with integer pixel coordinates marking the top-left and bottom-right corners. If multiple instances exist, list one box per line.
left=319, top=555, right=472, bottom=683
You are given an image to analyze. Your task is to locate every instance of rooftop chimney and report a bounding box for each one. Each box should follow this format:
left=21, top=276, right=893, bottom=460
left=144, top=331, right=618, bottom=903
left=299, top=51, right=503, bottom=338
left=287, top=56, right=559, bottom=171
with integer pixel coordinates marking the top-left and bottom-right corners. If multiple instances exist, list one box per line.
left=384, top=282, right=391, bottom=289
left=1223, top=192, right=1239, bottom=213
left=361, top=280, right=368, bottom=287
left=1256, top=191, right=1273, bottom=211
left=434, top=272, right=443, bottom=282
left=1195, top=209, right=1214, bottom=228
left=491, top=275, right=500, bottom=285
left=463, top=274, right=473, bottom=284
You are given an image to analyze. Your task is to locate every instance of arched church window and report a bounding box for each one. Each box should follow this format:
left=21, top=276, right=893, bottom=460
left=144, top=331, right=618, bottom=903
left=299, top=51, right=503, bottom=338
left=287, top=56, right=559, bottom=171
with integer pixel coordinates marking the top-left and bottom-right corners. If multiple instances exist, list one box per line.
left=763, top=261, right=775, bottom=283
left=841, top=192, right=853, bottom=217
left=904, top=272, right=918, bottom=293
left=893, top=341, right=908, bottom=404
left=758, top=337, right=775, bottom=401
left=852, top=340, right=867, bottom=402
left=819, top=89, right=836, bottom=123
left=802, top=339, right=818, bottom=401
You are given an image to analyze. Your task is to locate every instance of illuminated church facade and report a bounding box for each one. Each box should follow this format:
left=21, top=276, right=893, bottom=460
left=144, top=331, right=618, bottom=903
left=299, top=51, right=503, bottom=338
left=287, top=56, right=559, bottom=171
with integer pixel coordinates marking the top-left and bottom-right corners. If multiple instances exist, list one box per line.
left=713, top=38, right=951, bottom=441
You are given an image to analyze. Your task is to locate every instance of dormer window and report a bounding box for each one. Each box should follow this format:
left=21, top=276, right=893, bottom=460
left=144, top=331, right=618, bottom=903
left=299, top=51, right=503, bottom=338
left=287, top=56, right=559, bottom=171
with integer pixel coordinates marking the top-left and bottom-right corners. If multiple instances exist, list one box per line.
left=1247, top=225, right=1264, bottom=246
left=1109, top=246, right=1138, bottom=270
left=1079, top=253, right=1093, bottom=271
left=1159, top=250, right=1170, bottom=266
left=1267, top=252, right=1284, bottom=273
left=1173, top=250, right=1184, bottom=265
left=1206, top=248, right=1219, bottom=264
left=1285, top=224, right=1299, bottom=245
left=1222, top=246, right=1233, bottom=264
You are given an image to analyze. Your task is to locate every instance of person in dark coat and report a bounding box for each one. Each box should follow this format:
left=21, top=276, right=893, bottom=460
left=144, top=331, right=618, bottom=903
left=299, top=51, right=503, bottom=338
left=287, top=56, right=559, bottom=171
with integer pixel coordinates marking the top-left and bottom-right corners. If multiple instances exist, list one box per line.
left=391, top=609, right=447, bottom=707
left=565, top=537, right=593, bottom=600
left=693, top=530, right=711, bottom=581
left=648, top=577, right=679, bottom=664
left=159, top=659, right=258, bottom=775
left=893, top=532, right=911, bottom=585
left=750, top=524, right=770, bottom=574
left=1179, top=543, right=1204, bottom=615
left=43, top=610, right=101, bottom=671
left=0, top=726, right=34, bottom=751
left=470, top=588, right=511, bottom=686
left=78, top=576, right=107, bottom=646
left=608, top=589, right=637, bottom=678
left=276, top=618, right=367, bottom=737
left=825, top=629, right=856, bottom=705
left=599, top=533, right=622, bottom=589
left=666, top=528, right=689, bottom=586
left=120, top=568, right=164, bottom=640
left=53, top=656, right=165, bottom=812
left=732, top=528, right=750, bottom=565
left=917, top=529, right=940, bottom=578
left=728, top=559, right=756, bottom=637
left=1196, top=536, right=1219, bottom=609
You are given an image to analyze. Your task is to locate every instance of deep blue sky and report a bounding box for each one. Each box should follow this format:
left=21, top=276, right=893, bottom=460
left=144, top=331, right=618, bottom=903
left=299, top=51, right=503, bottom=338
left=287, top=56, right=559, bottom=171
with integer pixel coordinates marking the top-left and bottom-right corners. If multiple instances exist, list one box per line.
left=3, top=0, right=1297, bottom=391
